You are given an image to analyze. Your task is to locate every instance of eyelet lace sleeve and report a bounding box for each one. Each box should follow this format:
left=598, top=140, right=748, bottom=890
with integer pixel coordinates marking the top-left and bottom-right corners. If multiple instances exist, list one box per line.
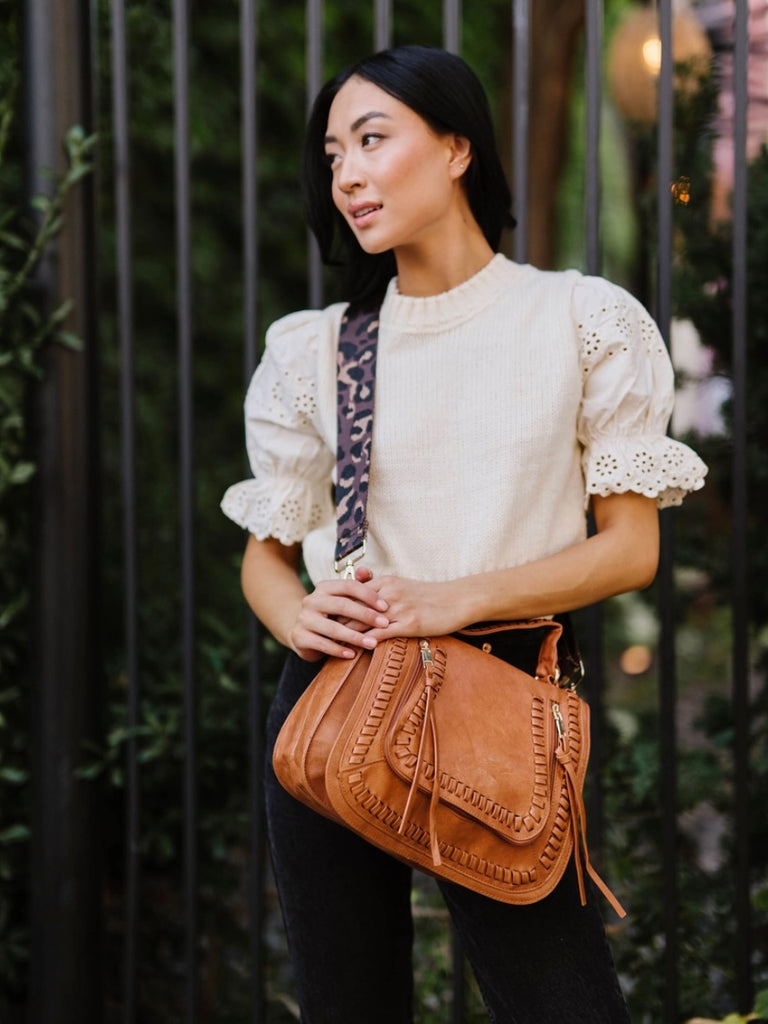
left=220, top=310, right=335, bottom=544
left=574, top=276, right=707, bottom=509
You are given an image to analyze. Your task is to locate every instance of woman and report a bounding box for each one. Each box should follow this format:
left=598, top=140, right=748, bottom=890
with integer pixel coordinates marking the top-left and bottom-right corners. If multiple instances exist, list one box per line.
left=222, top=44, right=706, bottom=1023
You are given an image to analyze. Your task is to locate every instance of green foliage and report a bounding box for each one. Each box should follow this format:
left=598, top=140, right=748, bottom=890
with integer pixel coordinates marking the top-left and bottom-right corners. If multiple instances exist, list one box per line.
left=684, top=987, right=768, bottom=1022
left=665, top=75, right=768, bottom=1006
left=601, top=689, right=768, bottom=1022
left=674, top=143, right=768, bottom=635
left=596, top=592, right=768, bottom=1021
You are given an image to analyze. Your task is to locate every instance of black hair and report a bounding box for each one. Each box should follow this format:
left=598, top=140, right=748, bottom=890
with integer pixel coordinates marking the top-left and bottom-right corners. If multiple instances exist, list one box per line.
left=302, top=44, right=515, bottom=306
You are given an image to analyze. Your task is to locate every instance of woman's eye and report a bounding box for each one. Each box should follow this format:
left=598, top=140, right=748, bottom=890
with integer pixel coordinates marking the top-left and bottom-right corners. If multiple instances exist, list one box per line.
left=324, top=151, right=340, bottom=168
left=361, top=132, right=382, bottom=147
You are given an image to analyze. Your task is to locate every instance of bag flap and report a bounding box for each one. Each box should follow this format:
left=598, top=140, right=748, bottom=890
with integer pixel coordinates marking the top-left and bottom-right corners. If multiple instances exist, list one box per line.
left=384, top=635, right=576, bottom=844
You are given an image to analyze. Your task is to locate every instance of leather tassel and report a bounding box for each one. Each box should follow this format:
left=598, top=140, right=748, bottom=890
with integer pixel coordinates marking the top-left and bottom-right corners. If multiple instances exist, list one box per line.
left=556, top=738, right=627, bottom=919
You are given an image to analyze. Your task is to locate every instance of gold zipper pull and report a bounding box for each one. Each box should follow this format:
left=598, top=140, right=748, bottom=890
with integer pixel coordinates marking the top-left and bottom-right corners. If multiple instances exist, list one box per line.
left=419, top=640, right=433, bottom=665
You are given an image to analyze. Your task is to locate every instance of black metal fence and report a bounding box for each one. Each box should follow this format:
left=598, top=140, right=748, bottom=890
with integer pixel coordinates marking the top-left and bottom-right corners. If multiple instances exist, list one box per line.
left=21, top=0, right=758, bottom=1022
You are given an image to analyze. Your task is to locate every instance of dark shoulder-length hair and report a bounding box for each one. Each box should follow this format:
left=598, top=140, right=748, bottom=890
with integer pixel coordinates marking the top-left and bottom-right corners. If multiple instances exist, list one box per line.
left=302, top=44, right=515, bottom=306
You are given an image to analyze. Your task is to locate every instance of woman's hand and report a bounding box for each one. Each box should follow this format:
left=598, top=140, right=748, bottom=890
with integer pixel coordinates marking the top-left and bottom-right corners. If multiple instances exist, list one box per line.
left=363, top=575, right=468, bottom=640
left=288, top=567, right=467, bottom=659
left=288, top=575, right=391, bottom=662
left=240, top=537, right=390, bottom=662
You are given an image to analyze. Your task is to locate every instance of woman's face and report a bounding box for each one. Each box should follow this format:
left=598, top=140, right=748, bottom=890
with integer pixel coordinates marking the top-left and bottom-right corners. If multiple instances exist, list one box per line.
left=324, top=76, right=466, bottom=256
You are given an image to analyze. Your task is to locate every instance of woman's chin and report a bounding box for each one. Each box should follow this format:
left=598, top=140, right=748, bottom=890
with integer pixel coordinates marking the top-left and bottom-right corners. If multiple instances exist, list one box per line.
left=352, top=235, right=392, bottom=256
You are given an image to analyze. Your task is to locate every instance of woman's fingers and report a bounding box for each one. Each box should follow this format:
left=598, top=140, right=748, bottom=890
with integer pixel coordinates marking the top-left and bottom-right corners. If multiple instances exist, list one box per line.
left=313, top=577, right=388, bottom=611
left=289, top=576, right=389, bottom=660
left=289, top=574, right=463, bottom=659
left=365, top=576, right=464, bottom=639
left=291, top=614, right=379, bottom=660
left=306, top=586, right=389, bottom=626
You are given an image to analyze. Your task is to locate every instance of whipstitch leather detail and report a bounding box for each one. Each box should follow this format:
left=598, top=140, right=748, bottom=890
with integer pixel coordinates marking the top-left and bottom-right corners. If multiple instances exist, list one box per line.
left=345, top=772, right=542, bottom=885
left=347, top=639, right=410, bottom=766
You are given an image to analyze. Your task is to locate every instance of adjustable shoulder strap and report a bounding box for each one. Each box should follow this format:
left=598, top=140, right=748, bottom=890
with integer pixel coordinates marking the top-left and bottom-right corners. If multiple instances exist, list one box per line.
left=334, top=304, right=380, bottom=574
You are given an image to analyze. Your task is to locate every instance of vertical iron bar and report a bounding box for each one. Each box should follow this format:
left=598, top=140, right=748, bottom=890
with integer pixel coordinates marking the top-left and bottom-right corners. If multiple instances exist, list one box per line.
left=512, top=0, right=530, bottom=263
left=656, top=2, right=678, bottom=1020
left=307, top=0, right=324, bottom=308
left=443, top=0, right=461, bottom=55
left=731, top=0, right=751, bottom=1010
left=657, top=2, right=673, bottom=334
left=584, top=0, right=602, bottom=275
left=172, top=0, right=197, bottom=1018
left=247, top=613, right=264, bottom=1023
left=240, top=0, right=266, bottom=1019
left=24, top=0, right=103, bottom=1019
left=374, top=0, right=392, bottom=51
left=242, top=0, right=259, bottom=383
left=111, top=0, right=140, bottom=1019
left=583, top=0, right=605, bottom=864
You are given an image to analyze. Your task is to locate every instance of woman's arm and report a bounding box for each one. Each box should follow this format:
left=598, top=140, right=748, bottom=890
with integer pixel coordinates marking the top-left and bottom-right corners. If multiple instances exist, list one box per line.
left=240, top=535, right=390, bottom=661
left=242, top=490, right=658, bottom=656
left=365, top=491, right=659, bottom=640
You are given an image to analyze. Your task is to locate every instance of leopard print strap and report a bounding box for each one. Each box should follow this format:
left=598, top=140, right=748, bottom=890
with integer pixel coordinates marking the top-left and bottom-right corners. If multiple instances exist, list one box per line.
left=334, top=305, right=380, bottom=570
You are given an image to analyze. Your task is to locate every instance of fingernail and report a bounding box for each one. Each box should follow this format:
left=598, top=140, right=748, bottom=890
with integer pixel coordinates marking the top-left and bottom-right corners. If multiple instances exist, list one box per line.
left=376, top=599, right=388, bottom=611
left=362, top=636, right=378, bottom=649
left=375, top=616, right=389, bottom=628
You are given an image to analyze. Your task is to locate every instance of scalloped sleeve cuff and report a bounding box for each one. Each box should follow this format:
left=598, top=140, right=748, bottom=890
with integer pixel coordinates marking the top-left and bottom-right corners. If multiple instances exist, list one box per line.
left=582, top=434, right=708, bottom=509
left=220, top=475, right=332, bottom=545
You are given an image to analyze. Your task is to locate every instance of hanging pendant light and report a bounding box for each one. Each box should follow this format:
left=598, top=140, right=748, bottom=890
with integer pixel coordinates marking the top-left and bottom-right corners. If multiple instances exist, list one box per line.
left=607, top=4, right=712, bottom=123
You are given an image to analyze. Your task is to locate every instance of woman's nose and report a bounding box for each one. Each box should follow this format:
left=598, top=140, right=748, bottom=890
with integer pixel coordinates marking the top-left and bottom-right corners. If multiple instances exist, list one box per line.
left=336, top=154, right=365, bottom=192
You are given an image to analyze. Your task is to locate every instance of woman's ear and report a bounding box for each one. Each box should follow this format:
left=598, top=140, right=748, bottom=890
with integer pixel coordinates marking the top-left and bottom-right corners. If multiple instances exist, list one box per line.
left=448, top=134, right=472, bottom=179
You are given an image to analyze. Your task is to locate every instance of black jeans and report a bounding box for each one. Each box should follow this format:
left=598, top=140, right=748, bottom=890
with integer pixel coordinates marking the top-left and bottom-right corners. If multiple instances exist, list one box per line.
left=264, top=646, right=631, bottom=1024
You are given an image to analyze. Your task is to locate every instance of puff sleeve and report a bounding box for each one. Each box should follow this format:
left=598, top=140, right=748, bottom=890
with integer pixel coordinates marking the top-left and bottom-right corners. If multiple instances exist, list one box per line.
left=574, top=276, right=707, bottom=509
left=220, top=310, right=335, bottom=544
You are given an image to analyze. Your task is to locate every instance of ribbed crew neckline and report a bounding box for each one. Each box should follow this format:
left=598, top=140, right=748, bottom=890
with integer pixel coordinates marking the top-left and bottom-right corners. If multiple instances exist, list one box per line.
left=381, top=252, right=516, bottom=334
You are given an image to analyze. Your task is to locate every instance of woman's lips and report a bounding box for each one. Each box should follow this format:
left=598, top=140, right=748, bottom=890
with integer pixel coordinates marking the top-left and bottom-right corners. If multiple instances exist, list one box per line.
left=348, top=202, right=382, bottom=227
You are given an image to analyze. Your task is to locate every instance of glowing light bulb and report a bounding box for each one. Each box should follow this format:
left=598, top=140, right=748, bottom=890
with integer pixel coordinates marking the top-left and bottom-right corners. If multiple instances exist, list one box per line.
left=642, top=36, right=662, bottom=75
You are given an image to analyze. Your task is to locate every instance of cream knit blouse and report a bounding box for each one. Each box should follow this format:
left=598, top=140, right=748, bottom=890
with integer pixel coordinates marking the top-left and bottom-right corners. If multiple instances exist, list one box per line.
left=221, top=255, right=707, bottom=585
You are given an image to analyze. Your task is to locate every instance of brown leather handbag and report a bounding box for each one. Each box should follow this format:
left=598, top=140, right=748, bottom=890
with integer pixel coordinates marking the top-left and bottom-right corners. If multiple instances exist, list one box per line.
left=273, top=619, right=624, bottom=912
left=272, top=305, right=625, bottom=915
